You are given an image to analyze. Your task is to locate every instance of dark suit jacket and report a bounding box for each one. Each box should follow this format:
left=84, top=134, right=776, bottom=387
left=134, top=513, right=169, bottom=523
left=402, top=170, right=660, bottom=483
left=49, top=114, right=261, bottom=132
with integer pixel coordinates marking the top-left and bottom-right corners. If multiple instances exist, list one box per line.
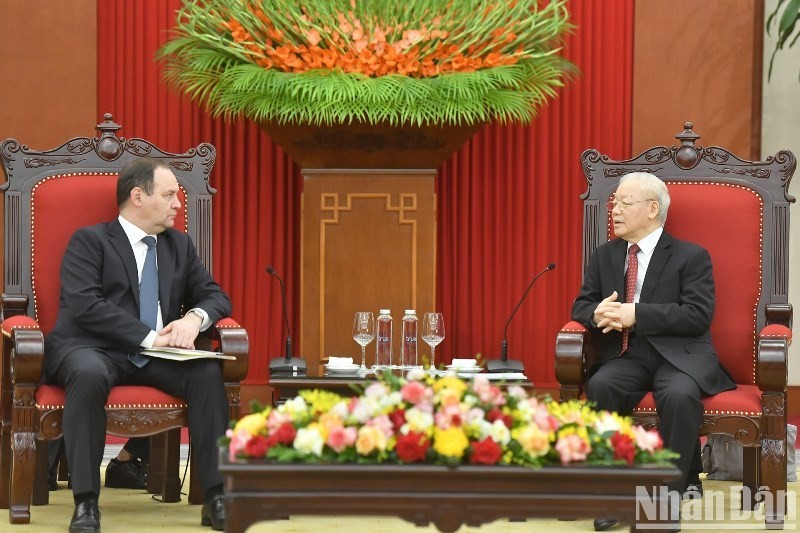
left=571, top=231, right=734, bottom=395
left=44, top=219, right=231, bottom=380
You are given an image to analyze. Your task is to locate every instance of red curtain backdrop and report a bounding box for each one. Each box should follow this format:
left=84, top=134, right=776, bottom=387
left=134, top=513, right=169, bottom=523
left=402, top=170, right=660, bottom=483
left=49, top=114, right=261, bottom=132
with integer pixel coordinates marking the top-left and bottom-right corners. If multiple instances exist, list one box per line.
left=97, top=0, right=633, bottom=388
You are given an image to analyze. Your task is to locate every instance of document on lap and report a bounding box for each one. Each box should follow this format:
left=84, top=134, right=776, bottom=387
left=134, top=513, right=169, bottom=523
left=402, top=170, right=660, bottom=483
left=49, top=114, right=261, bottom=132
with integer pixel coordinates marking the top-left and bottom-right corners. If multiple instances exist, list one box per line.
left=140, top=347, right=236, bottom=361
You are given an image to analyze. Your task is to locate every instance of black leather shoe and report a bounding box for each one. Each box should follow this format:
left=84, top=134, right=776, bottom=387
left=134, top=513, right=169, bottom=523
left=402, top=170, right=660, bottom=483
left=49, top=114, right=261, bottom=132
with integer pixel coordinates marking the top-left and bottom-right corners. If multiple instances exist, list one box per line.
left=201, top=493, right=225, bottom=530
left=104, top=458, right=147, bottom=489
left=69, top=498, right=100, bottom=533
left=594, top=517, right=619, bottom=531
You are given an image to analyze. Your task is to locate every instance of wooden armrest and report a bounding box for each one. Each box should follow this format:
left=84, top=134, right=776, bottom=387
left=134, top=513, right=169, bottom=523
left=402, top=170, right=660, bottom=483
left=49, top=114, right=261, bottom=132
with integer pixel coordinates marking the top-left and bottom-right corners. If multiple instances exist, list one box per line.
left=213, top=318, right=249, bottom=382
left=555, top=322, right=589, bottom=401
left=757, top=306, right=791, bottom=393
left=3, top=325, right=45, bottom=385
left=757, top=336, right=788, bottom=394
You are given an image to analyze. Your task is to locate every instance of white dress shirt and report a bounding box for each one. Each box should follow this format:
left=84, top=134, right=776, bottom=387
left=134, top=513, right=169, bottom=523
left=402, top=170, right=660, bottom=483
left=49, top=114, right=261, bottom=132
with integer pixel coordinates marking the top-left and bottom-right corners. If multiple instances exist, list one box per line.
left=118, top=215, right=209, bottom=348
left=625, top=226, right=663, bottom=303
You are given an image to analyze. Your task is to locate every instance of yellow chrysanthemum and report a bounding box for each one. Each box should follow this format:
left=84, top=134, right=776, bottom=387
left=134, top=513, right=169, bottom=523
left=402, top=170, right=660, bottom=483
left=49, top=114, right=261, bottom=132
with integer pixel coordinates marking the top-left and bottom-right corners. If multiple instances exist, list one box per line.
left=233, top=413, right=268, bottom=436
left=299, top=389, right=346, bottom=414
left=433, top=376, right=467, bottom=395
left=433, top=426, right=469, bottom=458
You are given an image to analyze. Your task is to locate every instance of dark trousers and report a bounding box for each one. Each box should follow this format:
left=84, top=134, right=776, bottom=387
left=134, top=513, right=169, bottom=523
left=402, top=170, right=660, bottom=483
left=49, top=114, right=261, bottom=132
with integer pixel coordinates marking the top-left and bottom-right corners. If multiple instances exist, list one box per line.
left=52, top=347, right=229, bottom=497
left=586, top=335, right=703, bottom=491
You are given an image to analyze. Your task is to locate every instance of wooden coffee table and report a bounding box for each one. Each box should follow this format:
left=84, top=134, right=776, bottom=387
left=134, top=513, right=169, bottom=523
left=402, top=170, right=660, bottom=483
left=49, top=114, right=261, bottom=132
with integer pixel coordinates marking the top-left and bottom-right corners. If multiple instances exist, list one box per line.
left=220, top=453, right=681, bottom=533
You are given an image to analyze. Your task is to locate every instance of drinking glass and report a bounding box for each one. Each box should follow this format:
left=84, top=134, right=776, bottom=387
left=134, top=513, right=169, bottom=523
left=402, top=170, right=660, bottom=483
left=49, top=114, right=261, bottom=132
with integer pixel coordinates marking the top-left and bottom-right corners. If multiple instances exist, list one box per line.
left=352, top=311, right=376, bottom=371
left=421, top=312, right=445, bottom=372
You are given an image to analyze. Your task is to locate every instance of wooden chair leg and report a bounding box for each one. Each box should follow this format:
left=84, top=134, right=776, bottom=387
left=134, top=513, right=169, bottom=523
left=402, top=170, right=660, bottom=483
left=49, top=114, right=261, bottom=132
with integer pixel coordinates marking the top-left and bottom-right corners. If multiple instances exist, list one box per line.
left=0, top=422, right=10, bottom=509
left=760, top=438, right=787, bottom=529
left=147, top=432, right=166, bottom=495
left=742, top=444, right=760, bottom=511
left=9, top=431, right=36, bottom=524
left=162, top=428, right=181, bottom=503
left=32, top=440, right=50, bottom=505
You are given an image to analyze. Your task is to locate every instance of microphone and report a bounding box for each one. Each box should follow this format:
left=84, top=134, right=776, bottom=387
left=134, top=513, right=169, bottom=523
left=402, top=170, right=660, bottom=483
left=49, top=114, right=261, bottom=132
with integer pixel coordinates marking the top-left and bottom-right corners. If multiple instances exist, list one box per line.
left=266, top=265, right=307, bottom=375
left=486, top=263, right=556, bottom=373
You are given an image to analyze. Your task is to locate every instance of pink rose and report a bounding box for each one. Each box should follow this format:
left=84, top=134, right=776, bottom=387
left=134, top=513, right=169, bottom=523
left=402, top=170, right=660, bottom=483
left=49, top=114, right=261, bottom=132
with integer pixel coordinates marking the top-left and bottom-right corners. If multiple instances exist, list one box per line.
left=401, top=381, right=432, bottom=405
left=555, top=433, right=590, bottom=464
left=633, top=425, right=663, bottom=452
left=327, top=426, right=357, bottom=453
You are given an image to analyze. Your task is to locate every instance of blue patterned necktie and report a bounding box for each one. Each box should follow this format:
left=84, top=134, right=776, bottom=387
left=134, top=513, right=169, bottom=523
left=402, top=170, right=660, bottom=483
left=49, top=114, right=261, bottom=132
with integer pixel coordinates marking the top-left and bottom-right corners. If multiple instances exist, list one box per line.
left=129, top=235, right=158, bottom=368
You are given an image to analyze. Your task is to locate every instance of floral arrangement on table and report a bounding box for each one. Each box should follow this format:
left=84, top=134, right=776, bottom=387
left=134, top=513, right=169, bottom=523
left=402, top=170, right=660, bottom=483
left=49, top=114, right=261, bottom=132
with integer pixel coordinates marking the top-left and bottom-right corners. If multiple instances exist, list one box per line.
left=158, top=0, right=575, bottom=126
left=226, top=370, right=677, bottom=467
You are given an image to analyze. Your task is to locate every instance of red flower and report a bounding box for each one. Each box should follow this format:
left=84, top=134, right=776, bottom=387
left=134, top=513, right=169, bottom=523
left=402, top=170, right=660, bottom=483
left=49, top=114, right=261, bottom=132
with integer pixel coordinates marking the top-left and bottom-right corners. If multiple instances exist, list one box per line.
left=244, top=435, right=269, bottom=457
left=388, top=408, right=406, bottom=431
left=486, top=407, right=512, bottom=429
left=274, top=421, right=297, bottom=445
left=395, top=431, right=430, bottom=462
left=611, top=432, right=636, bottom=465
left=469, top=437, right=503, bottom=465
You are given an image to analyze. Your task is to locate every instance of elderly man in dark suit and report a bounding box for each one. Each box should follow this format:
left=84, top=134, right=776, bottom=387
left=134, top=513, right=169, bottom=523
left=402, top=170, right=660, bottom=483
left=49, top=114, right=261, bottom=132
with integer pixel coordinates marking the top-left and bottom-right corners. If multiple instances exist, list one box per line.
left=571, top=172, right=734, bottom=531
left=45, top=158, right=230, bottom=532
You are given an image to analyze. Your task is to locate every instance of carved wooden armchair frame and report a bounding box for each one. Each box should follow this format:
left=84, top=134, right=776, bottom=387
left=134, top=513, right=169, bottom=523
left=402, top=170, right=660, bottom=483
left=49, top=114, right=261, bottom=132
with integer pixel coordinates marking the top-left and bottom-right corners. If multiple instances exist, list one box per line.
left=555, top=123, right=795, bottom=529
left=0, top=114, right=249, bottom=524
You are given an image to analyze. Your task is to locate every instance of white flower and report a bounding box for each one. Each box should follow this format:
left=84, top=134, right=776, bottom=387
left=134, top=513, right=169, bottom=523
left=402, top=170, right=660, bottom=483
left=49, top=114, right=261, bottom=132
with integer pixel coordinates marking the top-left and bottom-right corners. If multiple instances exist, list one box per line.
left=488, top=419, right=511, bottom=445
left=506, top=384, right=529, bottom=400
left=380, top=390, right=404, bottom=410
left=351, top=398, right=379, bottom=423
left=476, top=419, right=494, bottom=440
left=464, top=406, right=486, bottom=425
left=364, top=382, right=389, bottom=399
left=330, top=401, right=350, bottom=419
left=593, top=412, right=622, bottom=435
left=405, top=367, right=427, bottom=381
left=403, top=407, right=434, bottom=433
left=293, top=427, right=324, bottom=456
left=279, top=396, right=308, bottom=417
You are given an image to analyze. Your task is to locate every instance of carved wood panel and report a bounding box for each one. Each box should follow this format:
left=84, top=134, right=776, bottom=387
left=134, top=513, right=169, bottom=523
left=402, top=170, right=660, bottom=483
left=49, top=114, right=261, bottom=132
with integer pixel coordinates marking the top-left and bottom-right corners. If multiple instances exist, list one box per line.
left=301, top=170, right=436, bottom=373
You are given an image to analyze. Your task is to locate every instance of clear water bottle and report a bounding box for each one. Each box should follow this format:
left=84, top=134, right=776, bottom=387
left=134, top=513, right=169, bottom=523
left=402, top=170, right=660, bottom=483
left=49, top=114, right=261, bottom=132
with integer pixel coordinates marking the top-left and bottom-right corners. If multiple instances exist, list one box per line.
left=375, top=309, right=393, bottom=369
left=401, top=309, right=418, bottom=368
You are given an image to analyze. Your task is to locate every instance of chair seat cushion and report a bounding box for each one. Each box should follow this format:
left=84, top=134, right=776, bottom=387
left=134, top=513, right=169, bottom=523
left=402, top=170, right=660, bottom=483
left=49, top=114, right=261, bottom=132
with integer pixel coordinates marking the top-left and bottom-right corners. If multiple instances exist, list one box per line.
left=632, top=384, right=761, bottom=416
left=36, top=384, right=186, bottom=409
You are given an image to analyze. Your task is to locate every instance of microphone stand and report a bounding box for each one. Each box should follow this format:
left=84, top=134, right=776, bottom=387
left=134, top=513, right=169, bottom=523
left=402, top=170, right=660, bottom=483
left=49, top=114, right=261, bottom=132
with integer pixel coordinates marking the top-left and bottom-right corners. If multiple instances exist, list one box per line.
left=266, top=266, right=307, bottom=375
left=486, top=263, right=556, bottom=373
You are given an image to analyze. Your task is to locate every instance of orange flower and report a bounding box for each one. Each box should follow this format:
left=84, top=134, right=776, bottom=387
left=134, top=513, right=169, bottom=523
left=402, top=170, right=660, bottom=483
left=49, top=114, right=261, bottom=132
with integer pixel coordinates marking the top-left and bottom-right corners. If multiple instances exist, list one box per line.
left=306, top=29, right=321, bottom=46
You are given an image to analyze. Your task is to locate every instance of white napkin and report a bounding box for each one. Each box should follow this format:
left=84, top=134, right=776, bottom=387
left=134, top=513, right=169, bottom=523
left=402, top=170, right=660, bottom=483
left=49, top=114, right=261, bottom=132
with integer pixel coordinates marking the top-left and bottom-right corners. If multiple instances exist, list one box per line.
left=450, top=358, right=479, bottom=368
left=327, top=356, right=354, bottom=367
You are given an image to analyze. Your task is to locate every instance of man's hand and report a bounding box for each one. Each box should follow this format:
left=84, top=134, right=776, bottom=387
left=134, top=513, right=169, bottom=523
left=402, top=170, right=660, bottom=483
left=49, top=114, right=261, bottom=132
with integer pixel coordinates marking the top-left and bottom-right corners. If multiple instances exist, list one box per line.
left=153, top=314, right=202, bottom=349
left=593, top=291, right=636, bottom=333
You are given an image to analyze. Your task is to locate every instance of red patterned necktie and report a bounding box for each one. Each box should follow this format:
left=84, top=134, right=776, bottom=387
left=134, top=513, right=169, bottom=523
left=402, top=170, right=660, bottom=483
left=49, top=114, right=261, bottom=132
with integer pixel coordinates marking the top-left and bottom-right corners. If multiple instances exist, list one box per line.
left=619, top=243, right=640, bottom=355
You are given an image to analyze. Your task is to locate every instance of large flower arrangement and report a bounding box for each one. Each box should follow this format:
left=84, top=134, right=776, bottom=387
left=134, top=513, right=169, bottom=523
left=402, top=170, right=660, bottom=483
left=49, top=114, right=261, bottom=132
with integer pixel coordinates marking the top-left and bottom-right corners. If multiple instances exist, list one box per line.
left=227, top=370, right=676, bottom=467
left=158, top=0, right=575, bottom=126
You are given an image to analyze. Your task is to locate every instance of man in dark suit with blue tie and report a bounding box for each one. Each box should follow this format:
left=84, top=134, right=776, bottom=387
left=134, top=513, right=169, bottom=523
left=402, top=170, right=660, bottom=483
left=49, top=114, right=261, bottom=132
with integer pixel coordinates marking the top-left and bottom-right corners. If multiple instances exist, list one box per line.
left=45, top=158, right=230, bottom=532
left=571, top=172, right=734, bottom=531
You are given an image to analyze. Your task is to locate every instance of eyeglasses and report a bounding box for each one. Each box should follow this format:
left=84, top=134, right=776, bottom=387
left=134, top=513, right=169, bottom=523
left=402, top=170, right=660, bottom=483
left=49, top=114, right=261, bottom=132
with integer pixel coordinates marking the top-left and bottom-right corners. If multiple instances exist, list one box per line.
left=606, top=198, right=656, bottom=212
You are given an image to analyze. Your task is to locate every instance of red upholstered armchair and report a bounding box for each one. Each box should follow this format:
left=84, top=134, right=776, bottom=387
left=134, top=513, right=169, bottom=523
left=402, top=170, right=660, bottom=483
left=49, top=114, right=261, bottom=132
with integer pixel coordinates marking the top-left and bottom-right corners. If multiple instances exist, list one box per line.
left=0, top=114, right=249, bottom=524
left=555, top=123, right=795, bottom=529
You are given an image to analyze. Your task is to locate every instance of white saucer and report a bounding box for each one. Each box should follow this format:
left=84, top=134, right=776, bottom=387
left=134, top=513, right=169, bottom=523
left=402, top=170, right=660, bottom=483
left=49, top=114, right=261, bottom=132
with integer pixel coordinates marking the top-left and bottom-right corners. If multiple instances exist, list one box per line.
left=446, top=365, right=482, bottom=373
left=324, top=364, right=360, bottom=374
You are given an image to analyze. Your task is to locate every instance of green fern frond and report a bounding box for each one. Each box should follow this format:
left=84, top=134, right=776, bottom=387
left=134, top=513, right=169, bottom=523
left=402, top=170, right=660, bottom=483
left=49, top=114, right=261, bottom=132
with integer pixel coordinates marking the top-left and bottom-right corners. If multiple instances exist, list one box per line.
left=158, top=0, right=577, bottom=125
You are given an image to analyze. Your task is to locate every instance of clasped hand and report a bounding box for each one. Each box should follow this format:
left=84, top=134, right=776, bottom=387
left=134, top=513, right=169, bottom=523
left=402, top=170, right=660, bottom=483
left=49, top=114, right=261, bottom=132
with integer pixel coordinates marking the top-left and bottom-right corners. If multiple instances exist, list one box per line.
left=153, top=315, right=201, bottom=349
left=593, top=291, right=636, bottom=333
